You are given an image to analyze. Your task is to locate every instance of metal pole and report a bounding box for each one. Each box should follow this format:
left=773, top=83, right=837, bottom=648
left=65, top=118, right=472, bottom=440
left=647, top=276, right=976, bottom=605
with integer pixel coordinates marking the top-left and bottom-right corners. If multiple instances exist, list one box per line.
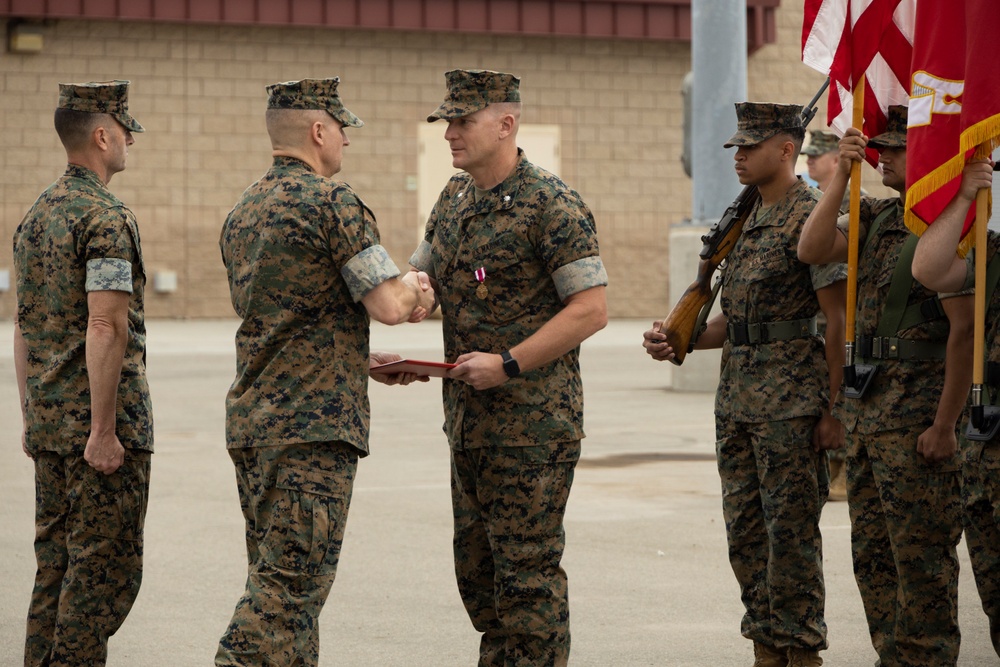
left=691, top=0, right=748, bottom=226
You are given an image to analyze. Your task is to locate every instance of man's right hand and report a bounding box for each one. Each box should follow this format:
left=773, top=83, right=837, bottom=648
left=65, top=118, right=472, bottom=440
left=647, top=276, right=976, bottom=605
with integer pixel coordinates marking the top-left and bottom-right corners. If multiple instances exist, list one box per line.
left=838, top=128, right=869, bottom=174
left=402, top=270, right=435, bottom=322
left=84, top=432, right=125, bottom=475
left=642, top=321, right=677, bottom=362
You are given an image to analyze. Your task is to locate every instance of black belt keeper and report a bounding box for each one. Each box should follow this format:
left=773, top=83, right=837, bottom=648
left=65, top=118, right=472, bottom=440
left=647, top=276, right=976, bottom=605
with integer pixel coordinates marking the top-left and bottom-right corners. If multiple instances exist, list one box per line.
left=727, top=317, right=817, bottom=346
left=855, top=335, right=946, bottom=361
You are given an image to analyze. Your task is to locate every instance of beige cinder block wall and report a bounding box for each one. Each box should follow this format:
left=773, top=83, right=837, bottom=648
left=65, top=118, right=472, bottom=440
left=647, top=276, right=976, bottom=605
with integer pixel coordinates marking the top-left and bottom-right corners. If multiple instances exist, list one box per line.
left=1, top=3, right=850, bottom=321
left=0, top=18, right=690, bottom=320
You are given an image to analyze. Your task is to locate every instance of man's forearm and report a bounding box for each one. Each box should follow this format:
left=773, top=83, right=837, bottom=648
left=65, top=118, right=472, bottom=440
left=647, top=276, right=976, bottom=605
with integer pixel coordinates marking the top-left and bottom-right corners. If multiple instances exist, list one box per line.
left=86, top=318, right=128, bottom=436
left=14, top=319, right=28, bottom=423
left=509, top=286, right=607, bottom=372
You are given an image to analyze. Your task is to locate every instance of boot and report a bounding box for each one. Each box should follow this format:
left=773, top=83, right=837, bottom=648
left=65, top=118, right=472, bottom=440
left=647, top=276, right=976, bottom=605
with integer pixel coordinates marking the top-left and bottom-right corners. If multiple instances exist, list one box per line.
left=752, top=641, right=787, bottom=667
left=828, top=459, right=848, bottom=502
left=786, top=647, right=823, bottom=667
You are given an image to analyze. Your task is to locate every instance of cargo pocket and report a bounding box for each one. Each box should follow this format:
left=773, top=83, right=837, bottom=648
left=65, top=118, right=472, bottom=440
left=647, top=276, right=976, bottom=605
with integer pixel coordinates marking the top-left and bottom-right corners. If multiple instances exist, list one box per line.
left=260, top=465, right=350, bottom=576
left=79, top=455, right=150, bottom=542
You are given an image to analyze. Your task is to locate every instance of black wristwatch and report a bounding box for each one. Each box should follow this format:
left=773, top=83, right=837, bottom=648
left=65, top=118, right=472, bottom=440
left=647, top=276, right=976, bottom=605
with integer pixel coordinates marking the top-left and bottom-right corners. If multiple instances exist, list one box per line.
left=501, top=350, right=521, bottom=378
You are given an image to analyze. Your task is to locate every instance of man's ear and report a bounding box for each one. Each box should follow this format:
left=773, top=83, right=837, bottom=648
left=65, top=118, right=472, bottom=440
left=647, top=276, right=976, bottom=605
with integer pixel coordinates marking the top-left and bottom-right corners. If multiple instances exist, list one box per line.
left=92, top=124, right=109, bottom=152
left=498, top=113, right=515, bottom=139
left=311, top=120, right=326, bottom=146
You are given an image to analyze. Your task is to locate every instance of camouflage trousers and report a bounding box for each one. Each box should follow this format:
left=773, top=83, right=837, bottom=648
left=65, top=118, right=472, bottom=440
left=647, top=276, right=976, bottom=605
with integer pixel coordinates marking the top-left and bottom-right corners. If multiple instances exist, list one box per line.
left=25, top=450, right=151, bottom=667
left=847, top=425, right=963, bottom=667
left=215, top=441, right=358, bottom=667
left=716, top=416, right=829, bottom=652
left=451, top=440, right=580, bottom=667
left=960, top=435, right=1000, bottom=657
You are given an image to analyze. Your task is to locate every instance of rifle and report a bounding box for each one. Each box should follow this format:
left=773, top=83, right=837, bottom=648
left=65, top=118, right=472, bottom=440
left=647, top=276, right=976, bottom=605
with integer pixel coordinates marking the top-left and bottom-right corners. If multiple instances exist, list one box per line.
left=657, top=79, right=831, bottom=366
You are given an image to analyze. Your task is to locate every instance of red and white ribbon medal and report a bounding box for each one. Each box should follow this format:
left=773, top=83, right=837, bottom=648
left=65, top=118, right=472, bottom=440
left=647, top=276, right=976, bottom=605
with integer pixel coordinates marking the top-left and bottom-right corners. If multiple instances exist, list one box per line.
left=474, top=266, right=488, bottom=299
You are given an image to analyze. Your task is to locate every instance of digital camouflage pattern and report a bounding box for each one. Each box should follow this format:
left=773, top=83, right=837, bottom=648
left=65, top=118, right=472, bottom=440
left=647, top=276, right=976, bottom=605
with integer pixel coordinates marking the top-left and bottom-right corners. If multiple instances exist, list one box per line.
left=960, top=230, right=1000, bottom=656
left=451, top=441, right=580, bottom=667
left=837, top=196, right=963, bottom=665
left=216, top=442, right=357, bottom=667
left=409, top=150, right=607, bottom=449
left=717, top=178, right=845, bottom=423
left=426, top=68, right=521, bottom=122
left=724, top=102, right=804, bottom=148
left=265, top=77, right=363, bottom=129
left=801, top=130, right=839, bottom=156
left=411, top=147, right=603, bottom=665
left=716, top=417, right=829, bottom=651
left=846, top=426, right=962, bottom=666
left=835, top=198, right=954, bottom=435
left=220, top=156, right=400, bottom=454
left=57, top=80, right=144, bottom=133
left=26, top=451, right=151, bottom=667
left=714, top=177, right=838, bottom=654
left=867, top=105, right=908, bottom=149
left=14, top=164, right=152, bottom=456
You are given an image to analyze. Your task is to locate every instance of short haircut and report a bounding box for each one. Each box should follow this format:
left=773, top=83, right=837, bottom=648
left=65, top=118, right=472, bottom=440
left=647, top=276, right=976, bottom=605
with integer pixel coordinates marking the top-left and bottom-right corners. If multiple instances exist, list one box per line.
left=265, top=108, right=330, bottom=148
left=54, top=108, right=105, bottom=151
left=777, top=127, right=805, bottom=155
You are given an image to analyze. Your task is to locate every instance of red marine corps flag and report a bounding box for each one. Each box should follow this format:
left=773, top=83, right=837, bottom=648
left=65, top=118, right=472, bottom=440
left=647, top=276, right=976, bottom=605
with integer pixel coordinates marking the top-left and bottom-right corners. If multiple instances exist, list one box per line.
left=904, top=0, right=1000, bottom=252
left=802, top=0, right=915, bottom=164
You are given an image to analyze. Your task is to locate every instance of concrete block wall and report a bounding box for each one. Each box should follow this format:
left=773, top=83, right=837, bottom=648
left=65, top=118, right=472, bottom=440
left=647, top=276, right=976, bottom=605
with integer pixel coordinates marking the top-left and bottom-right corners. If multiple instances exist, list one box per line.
left=0, top=2, right=864, bottom=321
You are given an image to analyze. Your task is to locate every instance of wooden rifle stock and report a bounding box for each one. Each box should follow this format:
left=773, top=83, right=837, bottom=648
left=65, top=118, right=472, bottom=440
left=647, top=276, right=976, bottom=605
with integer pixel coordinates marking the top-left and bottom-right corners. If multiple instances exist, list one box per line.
left=657, top=184, right=761, bottom=365
left=658, top=79, right=828, bottom=366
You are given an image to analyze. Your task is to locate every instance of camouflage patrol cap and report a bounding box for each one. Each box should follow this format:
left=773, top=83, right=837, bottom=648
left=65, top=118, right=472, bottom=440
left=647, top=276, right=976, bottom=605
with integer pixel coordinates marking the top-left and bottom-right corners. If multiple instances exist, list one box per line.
left=724, top=102, right=804, bottom=148
left=427, top=69, right=521, bottom=122
left=867, top=105, right=907, bottom=149
left=802, top=130, right=839, bottom=156
left=266, top=77, right=363, bottom=128
left=57, top=80, right=144, bottom=133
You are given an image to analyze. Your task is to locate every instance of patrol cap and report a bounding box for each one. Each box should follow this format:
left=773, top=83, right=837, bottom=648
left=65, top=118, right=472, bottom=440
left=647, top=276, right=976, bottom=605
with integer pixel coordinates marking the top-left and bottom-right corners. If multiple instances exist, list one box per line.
left=801, top=130, right=839, bottom=156
left=867, top=105, right=907, bottom=149
left=266, top=77, right=363, bottom=128
left=427, top=69, right=521, bottom=122
left=57, top=80, right=144, bottom=133
left=724, top=102, right=804, bottom=148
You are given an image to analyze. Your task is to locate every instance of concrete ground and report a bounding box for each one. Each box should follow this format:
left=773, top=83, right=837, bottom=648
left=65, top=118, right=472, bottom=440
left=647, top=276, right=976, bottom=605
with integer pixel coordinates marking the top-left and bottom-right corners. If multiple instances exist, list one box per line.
left=0, top=318, right=996, bottom=666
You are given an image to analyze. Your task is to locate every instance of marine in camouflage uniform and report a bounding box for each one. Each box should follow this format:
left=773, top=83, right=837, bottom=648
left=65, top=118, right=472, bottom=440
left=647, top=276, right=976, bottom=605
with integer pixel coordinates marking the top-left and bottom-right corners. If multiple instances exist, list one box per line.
left=645, top=103, right=845, bottom=667
left=216, top=78, right=432, bottom=667
left=909, top=160, right=1000, bottom=659
left=409, top=69, right=608, bottom=666
left=800, top=106, right=970, bottom=667
left=13, top=81, right=152, bottom=667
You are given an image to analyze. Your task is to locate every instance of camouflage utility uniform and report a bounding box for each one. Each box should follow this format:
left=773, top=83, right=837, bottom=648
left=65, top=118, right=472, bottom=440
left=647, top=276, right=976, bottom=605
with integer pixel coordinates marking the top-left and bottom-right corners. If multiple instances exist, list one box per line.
left=15, top=163, right=152, bottom=667
left=960, top=230, right=1000, bottom=657
left=410, top=149, right=608, bottom=666
left=837, top=197, right=963, bottom=667
left=716, top=178, right=842, bottom=654
left=217, top=154, right=398, bottom=666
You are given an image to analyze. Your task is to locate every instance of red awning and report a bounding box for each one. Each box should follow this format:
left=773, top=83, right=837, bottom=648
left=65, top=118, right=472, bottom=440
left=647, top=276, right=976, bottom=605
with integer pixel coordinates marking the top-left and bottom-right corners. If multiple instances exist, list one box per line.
left=0, top=0, right=778, bottom=51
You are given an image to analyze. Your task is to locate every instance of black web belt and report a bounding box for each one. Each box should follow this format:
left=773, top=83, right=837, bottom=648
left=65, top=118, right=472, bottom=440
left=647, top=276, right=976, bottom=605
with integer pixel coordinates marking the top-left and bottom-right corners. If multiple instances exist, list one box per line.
left=726, top=317, right=817, bottom=346
left=856, top=335, right=946, bottom=361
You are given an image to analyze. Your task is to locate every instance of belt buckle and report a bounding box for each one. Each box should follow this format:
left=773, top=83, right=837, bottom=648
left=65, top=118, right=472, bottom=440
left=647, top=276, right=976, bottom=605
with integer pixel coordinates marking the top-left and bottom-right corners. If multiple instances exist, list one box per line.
left=871, top=337, right=883, bottom=358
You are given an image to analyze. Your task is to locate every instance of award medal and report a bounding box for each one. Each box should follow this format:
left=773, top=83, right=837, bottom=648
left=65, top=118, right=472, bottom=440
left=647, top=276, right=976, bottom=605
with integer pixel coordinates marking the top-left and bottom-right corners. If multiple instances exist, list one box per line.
left=474, top=267, right=488, bottom=299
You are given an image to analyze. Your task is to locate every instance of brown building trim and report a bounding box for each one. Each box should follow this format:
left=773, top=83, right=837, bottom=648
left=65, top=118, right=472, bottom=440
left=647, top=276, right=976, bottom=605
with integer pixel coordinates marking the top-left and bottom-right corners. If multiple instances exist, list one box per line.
left=0, top=0, right=778, bottom=50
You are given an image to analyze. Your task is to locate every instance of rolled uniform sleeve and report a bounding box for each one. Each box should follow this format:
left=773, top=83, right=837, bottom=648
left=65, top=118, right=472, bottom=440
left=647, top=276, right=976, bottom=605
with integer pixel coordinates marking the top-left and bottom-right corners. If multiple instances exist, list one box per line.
left=551, top=256, right=608, bottom=301
left=342, top=244, right=401, bottom=302
left=409, top=239, right=435, bottom=278
left=809, top=261, right=847, bottom=292
left=537, top=189, right=606, bottom=300
left=82, top=207, right=137, bottom=293
left=330, top=186, right=400, bottom=302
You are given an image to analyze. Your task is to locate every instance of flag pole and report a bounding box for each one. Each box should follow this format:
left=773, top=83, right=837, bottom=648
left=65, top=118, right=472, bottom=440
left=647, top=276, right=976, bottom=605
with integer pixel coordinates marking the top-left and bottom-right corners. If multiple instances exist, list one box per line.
left=844, top=77, right=865, bottom=388
left=971, top=143, right=990, bottom=426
